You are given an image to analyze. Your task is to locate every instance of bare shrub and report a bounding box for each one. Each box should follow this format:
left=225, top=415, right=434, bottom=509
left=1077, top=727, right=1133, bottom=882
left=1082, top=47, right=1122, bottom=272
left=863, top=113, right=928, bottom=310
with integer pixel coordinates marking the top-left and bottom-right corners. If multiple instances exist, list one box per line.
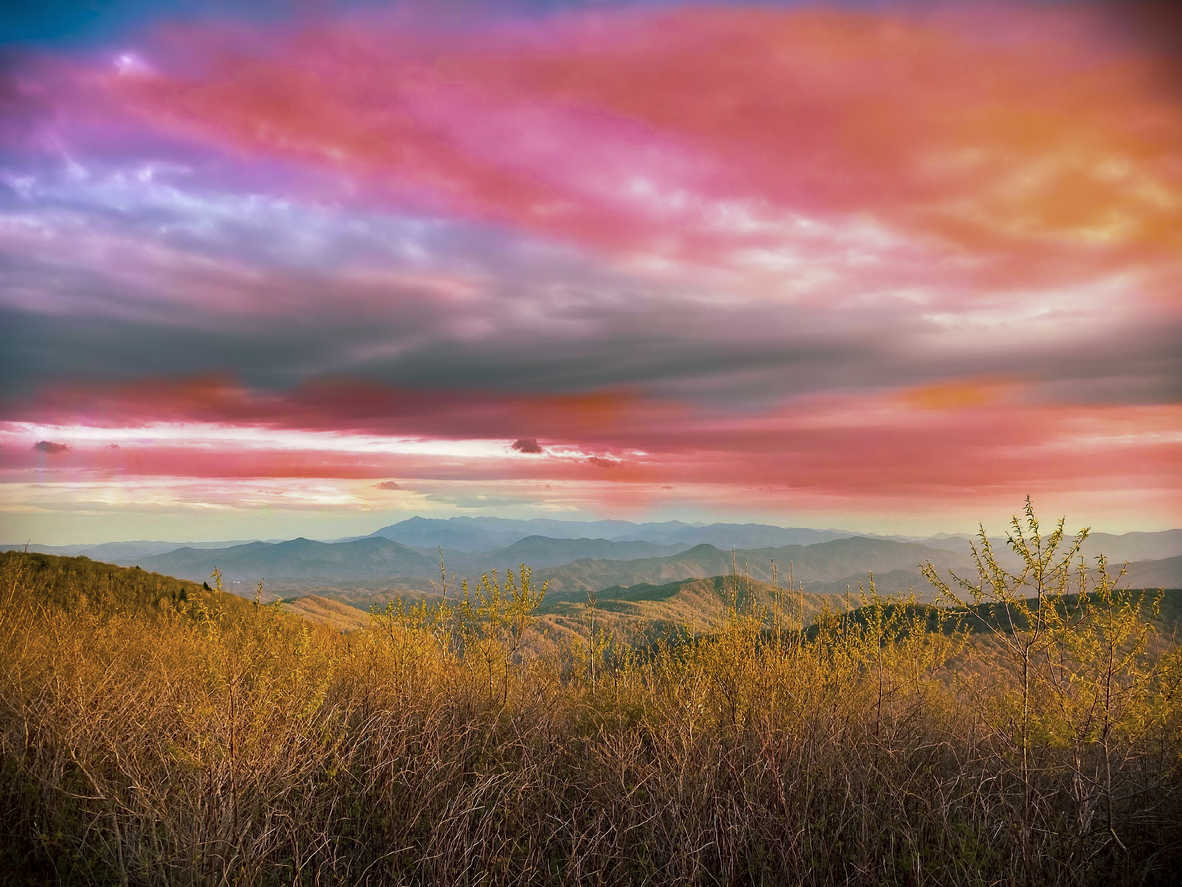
left=2, top=505, right=1180, bottom=886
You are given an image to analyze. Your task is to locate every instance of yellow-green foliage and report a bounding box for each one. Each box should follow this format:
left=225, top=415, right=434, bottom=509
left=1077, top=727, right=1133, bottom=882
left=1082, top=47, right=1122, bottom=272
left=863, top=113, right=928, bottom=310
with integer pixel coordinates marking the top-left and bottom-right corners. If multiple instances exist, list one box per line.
left=922, top=498, right=1180, bottom=858
left=2, top=505, right=1181, bottom=887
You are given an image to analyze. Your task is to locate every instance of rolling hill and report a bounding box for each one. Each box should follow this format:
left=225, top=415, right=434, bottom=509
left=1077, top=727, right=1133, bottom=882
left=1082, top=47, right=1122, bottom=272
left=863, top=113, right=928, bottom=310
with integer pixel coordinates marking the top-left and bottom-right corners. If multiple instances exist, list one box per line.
left=535, top=537, right=982, bottom=600
left=0, top=539, right=271, bottom=566
left=1120, top=554, right=1182, bottom=593
left=533, top=574, right=846, bottom=652
left=139, top=536, right=441, bottom=583
left=0, top=550, right=255, bottom=622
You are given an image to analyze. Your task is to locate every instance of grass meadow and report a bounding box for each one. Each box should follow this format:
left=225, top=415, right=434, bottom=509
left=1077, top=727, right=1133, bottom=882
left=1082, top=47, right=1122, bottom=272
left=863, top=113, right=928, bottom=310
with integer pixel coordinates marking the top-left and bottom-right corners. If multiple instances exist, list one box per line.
left=3, top=504, right=1181, bottom=886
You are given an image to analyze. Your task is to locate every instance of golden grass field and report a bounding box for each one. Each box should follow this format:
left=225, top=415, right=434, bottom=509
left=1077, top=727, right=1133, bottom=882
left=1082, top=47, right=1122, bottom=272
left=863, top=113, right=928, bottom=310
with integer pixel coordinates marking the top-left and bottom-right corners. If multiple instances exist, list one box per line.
left=3, top=505, right=1180, bottom=886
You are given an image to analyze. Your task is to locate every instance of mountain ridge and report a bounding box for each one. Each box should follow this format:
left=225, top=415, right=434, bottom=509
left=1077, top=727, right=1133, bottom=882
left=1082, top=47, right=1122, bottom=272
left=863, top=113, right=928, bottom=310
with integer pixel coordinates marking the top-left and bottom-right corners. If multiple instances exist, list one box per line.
left=7, top=523, right=1181, bottom=599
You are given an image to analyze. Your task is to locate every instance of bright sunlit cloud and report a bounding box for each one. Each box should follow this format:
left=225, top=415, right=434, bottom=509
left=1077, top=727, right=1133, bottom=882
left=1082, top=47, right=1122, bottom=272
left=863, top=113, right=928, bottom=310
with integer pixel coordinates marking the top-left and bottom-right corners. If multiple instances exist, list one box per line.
left=1, top=0, right=1179, bottom=542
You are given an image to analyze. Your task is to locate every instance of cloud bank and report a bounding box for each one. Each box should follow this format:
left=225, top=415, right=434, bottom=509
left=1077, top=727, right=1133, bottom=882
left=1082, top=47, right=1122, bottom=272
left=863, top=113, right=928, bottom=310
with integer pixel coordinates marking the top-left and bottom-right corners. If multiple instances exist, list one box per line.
left=1, top=0, right=1179, bottom=540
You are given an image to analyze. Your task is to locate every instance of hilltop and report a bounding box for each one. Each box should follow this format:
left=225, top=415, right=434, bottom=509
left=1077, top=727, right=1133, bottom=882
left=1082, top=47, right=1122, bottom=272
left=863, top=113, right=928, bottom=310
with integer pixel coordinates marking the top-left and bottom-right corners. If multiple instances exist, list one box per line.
left=0, top=550, right=255, bottom=623
left=4, top=510, right=1180, bottom=887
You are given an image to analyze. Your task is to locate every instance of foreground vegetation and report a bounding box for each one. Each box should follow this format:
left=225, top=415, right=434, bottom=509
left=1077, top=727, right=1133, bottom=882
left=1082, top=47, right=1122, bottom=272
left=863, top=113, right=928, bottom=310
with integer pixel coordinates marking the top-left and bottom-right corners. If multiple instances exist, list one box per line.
left=3, top=504, right=1181, bottom=886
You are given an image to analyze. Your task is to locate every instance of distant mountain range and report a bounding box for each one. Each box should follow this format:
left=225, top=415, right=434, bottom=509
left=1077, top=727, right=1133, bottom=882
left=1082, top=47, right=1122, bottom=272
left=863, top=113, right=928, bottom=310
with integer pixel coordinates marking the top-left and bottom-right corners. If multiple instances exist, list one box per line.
left=1120, top=554, right=1182, bottom=592
left=5, top=519, right=1181, bottom=599
left=472, top=535, right=687, bottom=567
left=3, top=516, right=853, bottom=565
left=121, top=535, right=1182, bottom=605
left=366, top=516, right=853, bottom=551
left=0, top=539, right=272, bottom=563
left=139, top=537, right=441, bottom=583
left=534, top=537, right=983, bottom=602
left=1078, top=531, right=1182, bottom=566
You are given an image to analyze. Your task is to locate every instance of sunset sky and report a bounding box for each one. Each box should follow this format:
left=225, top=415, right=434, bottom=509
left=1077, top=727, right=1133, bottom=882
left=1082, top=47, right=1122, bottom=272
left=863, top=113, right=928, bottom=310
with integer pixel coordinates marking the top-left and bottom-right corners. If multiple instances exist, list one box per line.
left=2, top=0, right=1180, bottom=544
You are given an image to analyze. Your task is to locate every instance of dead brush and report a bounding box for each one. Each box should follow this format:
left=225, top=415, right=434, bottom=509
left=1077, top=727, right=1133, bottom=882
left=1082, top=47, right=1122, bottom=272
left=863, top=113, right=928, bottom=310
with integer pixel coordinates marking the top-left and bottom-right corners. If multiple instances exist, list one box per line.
left=2, top=503, right=1181, bottom=886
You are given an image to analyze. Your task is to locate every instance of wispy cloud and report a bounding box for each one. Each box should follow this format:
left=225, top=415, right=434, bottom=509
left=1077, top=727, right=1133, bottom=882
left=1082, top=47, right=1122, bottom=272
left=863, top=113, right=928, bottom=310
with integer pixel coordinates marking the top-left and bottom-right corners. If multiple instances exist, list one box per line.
left=1, top=0, right=1179, bottom=540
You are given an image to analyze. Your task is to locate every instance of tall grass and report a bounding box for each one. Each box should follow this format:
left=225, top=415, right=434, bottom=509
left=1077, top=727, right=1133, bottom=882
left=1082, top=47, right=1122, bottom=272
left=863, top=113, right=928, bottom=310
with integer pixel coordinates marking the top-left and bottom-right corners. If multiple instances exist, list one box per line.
left=2, top=506, right=1180, bottom=886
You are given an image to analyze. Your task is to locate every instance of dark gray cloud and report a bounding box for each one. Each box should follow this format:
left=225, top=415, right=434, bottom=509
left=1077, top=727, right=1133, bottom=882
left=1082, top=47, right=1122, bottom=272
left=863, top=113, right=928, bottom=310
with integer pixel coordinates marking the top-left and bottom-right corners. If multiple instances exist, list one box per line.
left=3, top=292, right=1179, bottom=425
left=511, top=438, right=543, bottom=454
left=33, top=440, right=69, bottom=453
left=2, top=156, right=1179, bottom=421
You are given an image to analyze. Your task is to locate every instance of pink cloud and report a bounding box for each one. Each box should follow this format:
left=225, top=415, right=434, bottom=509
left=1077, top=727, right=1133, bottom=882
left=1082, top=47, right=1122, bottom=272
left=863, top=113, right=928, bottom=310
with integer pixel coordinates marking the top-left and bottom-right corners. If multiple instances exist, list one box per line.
left=5, top=376, right=658, bottom=443
left=4, top=4, right=1179, bottom=533
left=4, top=380, right=1178, bottom=518
left=87, top=4, right=1182, bottom=310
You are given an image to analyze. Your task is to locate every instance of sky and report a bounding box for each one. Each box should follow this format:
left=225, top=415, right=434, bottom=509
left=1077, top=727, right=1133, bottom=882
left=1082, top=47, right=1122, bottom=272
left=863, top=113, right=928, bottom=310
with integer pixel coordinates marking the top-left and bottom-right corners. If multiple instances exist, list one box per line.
left=1, top=0, right=1180, bottom=544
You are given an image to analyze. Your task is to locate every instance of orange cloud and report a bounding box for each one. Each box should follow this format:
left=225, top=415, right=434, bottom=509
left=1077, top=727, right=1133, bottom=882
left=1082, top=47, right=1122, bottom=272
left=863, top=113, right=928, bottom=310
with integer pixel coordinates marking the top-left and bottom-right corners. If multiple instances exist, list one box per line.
left=6, top=382, right=1178, bottom=521
left=102, top=5, right=1182, bottom=308
left=899, top=378, right=1019, bottom=412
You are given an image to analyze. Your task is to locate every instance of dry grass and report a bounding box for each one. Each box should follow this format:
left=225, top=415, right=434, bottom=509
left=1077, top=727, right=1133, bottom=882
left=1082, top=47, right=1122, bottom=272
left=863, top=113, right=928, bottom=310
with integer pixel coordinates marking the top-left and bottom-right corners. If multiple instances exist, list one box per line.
left=280, top=595, right=371, bottom=633
left=2, top=516, right=1181, bottom=886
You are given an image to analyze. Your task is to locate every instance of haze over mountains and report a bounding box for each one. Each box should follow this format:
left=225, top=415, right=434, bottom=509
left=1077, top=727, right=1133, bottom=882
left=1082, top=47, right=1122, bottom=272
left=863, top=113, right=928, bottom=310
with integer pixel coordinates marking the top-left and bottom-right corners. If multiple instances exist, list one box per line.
left=533, top=538, right=978, bottom=601
left=3, top=517, right=852, bottom=565
left=136, top=537, right=443, bottom=583
left=364, top=516, right=854, bottom=551
left=6, top=517, right=1180, bottom=607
